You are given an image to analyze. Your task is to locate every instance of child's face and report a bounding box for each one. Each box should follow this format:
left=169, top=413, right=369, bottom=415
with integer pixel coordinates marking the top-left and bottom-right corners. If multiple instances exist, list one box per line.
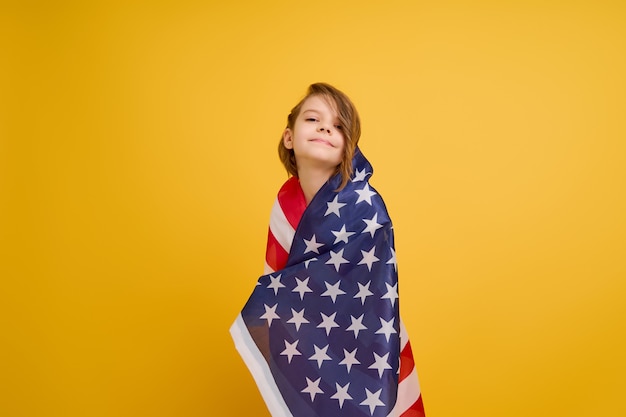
left=283, top=95, right=345, bottom=174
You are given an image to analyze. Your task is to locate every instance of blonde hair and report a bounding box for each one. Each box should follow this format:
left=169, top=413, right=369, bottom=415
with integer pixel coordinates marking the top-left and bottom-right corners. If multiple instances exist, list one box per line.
left=278, top=83, right=361, bottom=190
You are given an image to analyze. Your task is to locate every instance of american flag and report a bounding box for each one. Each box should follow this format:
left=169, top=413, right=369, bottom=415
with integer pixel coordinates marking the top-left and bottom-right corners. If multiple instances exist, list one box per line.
left=231, top=148, right=425, bottom=417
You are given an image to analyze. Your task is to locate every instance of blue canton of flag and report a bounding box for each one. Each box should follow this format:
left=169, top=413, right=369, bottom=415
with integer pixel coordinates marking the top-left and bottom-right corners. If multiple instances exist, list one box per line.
left=233, top=150, right=407, bottom=417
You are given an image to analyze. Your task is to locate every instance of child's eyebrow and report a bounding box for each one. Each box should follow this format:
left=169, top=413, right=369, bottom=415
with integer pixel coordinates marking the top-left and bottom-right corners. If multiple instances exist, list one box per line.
left=301, top=109, right=320, bottom=114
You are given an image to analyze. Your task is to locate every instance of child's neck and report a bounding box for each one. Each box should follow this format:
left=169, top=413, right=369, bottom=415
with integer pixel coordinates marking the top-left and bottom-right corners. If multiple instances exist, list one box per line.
left=297, top=167, right=335, bottom=205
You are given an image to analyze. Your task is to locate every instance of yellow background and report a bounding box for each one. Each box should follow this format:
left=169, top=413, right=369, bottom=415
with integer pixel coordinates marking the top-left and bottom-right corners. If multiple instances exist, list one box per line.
left=2, top=1, right=625, bottom=416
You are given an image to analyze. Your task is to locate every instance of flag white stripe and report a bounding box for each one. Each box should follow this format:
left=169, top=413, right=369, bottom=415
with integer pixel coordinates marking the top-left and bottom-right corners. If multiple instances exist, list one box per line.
left=263, top=261, right=274, bottom=275
left=230, top=314, right=294, bottom=417
left=387, top=367, right=421, bottom=417
left=399, top=320, right=409, bottom=350
left=269, top=198, right=295, bottom=256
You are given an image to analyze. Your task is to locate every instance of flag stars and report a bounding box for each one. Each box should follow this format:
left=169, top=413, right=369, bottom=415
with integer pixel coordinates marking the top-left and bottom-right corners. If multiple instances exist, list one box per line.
left=331, top=224, right=356, bottom=245
left=287, top=308, right=309, bottom=331
left=339, top=348, right=360, bottom=373
left=354, top=281, right=374, bottom=305
left=303, top=234, right=324, bottom=254
left=260, top=303, right=280, bottom=327
left=308, top=344, right=332, bottom=368
left=355, top=183, right=377, bottom=205
left=346, top=314, right=368, bottom=338
left=321, top=281, right=346, bottom=303
left=317, top=312, right=340, bottom=335
left=331, top=382, right=353, bottom=408
left=381, top=282, right=399, bottom=306
left=280, top=339, right=301, bottom=363
left=292, top=277, right=313, bottom=300
left=375, top=317, right=397, bottom=342
left=301, top=377, right=324, bottom=402
left=358, top=246, right=380, bottom=271
left=362, top=213, right=383, bottom=238
left=267, top=274, right=285, bottom=295
left=360, top=388, right=386, bottom=415
left=352, top=168, right=369, bottom=182
left=326, top=249, right=350, bottom=272
left=387, top=247, right=397, bottom=272
left=325, top=195, right=346, bottom=217
left=304, top=257, right=318, bottom=269
left=368, top=352, right=393, bottom=378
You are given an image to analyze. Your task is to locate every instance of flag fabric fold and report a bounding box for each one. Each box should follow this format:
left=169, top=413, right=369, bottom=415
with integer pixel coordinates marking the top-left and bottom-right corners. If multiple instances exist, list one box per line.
left=231, top=148, right=425, bottom=417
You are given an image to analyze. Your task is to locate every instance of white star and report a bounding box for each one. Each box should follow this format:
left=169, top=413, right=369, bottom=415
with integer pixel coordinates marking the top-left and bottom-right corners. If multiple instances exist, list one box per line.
left=386, top=247, right=397, bottom=271
left=346, top=314, right=368, bottom=338
left=368, top=352, right=392, bottom=378
left=375, top=317, right=397, bottom=342
left=331, top=224, right=355, bottom=244
left=280, top=339, right=301, bottom=363
left=354, top=281, right=373, bottom=305
left=325, top=195, right=346, bottom=217
left=301, top=377, right=324, bottom=402
left=339, top=348, right=360, bottom=373
left=303, top=234, right=324, bottom=254
left=287, top=308, right=309, bottom=331
left=362, top=213, right=383, bottom=238
left=355, top=183, right=377, bottom=205
left=292, top=276, right=313, bottom=300
left=326, top=249, right=350, bottom=272
left=381, top=282, right=399, bottom=306
left=308, top=344, right=332, bottom=368
left=330, top=382, right=353, bottom=408
left=360, top=388, right=385, bottom=415
left=260, top=303, right=280, bottom=327
left=321, top=280, right=346, bottom=303
left=304, top=257, right=318, bottom=268
left=358, top=246, right=380, bottom=271
left=267, top=274, right=285, bottom=295
left=317, top=312, right=340, bottom=336
left=352, top=168, right=369, bottom=182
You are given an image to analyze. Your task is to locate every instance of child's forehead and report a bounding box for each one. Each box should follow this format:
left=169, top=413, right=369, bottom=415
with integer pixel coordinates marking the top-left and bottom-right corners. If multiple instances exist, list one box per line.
left=301, top=95, right=339, bottom=115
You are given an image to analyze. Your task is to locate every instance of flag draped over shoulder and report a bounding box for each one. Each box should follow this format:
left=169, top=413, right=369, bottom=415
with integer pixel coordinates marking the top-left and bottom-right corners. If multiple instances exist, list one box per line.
left=230, top=148, right=425, bottom=417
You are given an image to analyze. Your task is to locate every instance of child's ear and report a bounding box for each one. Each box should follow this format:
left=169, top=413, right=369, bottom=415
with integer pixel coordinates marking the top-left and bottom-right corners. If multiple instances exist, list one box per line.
left=283, top=129, right=293, bottom=149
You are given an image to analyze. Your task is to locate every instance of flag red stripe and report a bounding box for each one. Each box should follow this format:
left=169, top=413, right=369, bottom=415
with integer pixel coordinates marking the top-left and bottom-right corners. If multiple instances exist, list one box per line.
left=400, top=394, right=425, bottom=417
left=398, top=341, right=416, bottom=382
left=265, top=229, right=289, bottom=272
left=277, top=177, right=307, bottom=230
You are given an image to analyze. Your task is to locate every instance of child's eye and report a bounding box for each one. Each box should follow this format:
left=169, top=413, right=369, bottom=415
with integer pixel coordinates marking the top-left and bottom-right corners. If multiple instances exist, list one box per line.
left=335, top=125, right=343, bottom=130
left=305, top=118, right=318, bottom=122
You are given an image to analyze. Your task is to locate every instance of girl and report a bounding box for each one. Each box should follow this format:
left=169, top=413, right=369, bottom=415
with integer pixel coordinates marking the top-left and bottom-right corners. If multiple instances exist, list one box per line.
left=231, top=83, right=425, bottom=417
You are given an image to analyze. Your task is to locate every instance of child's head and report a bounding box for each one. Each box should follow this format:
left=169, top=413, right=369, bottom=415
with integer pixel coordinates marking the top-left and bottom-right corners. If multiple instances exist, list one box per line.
left=278, top=82, right=361, bottom=190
